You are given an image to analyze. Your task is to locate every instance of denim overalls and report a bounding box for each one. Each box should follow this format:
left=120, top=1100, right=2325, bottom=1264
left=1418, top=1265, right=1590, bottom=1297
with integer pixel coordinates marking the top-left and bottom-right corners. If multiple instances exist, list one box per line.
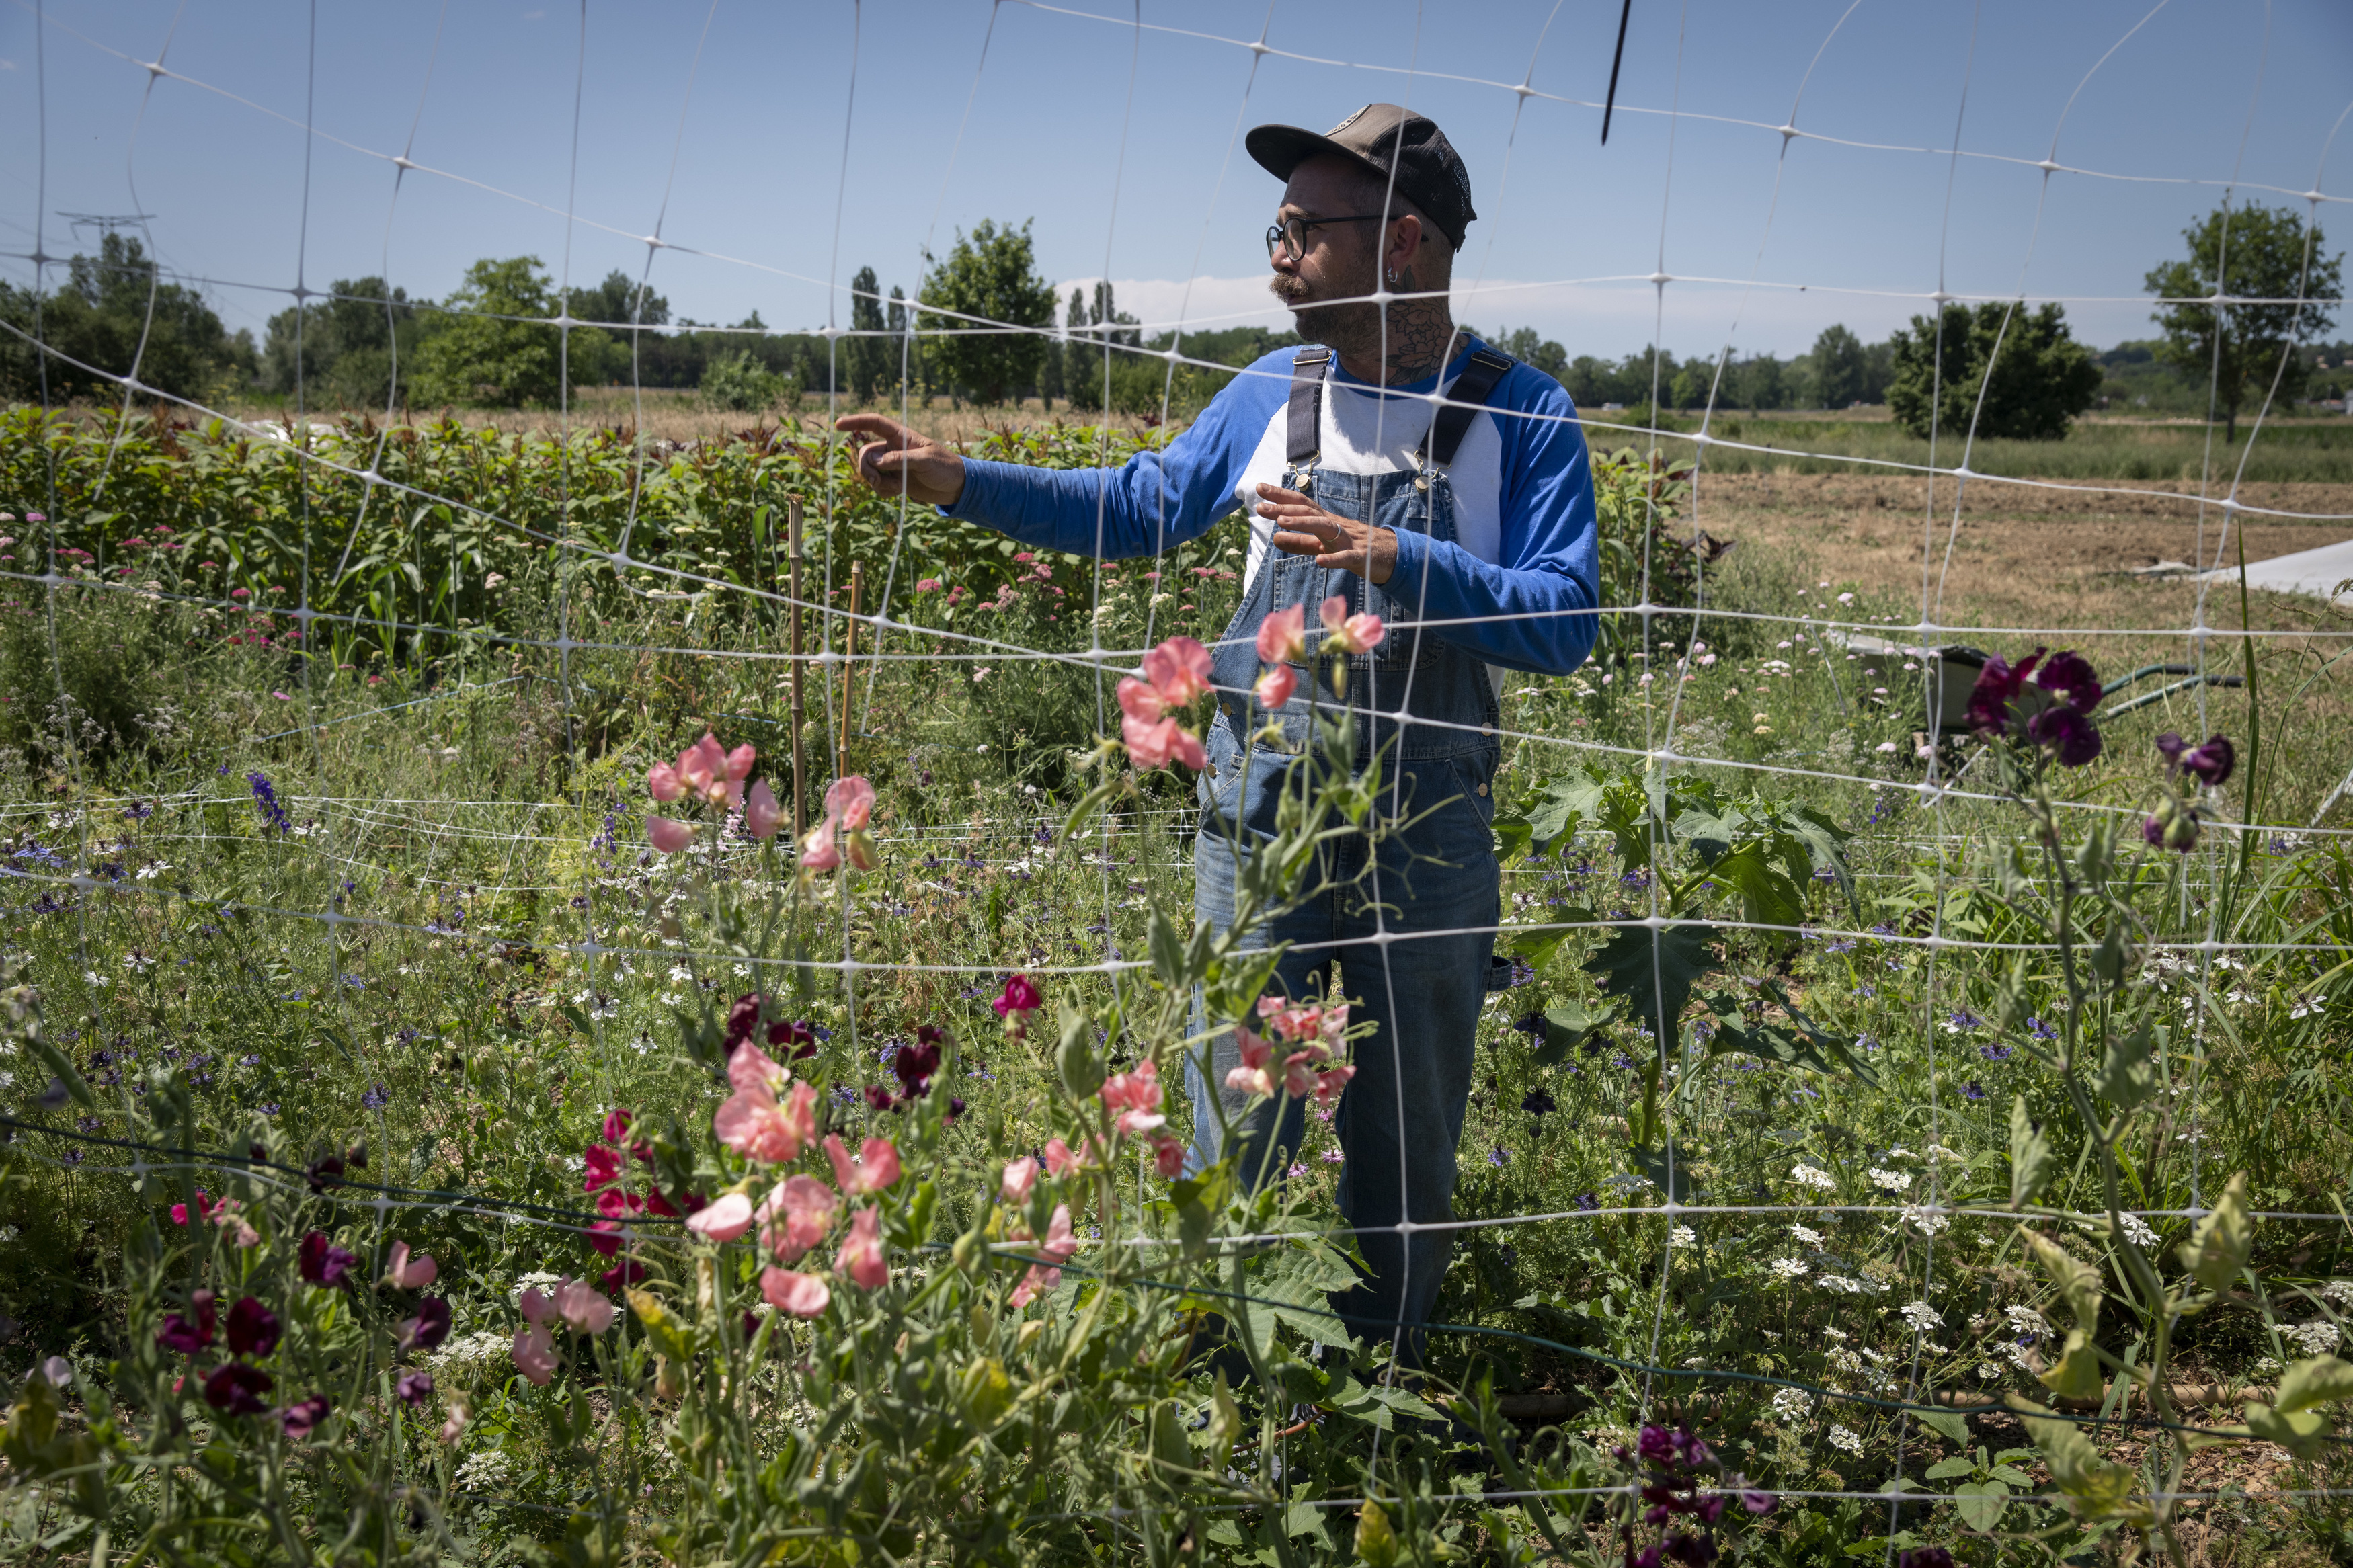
left=1187, top=345, right=1514, bottom=1357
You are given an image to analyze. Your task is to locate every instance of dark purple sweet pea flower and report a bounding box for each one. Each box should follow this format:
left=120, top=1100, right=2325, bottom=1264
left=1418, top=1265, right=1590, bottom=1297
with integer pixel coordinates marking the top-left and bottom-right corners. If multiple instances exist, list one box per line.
left=399, top=1297, right=451, bottom=1352
left=1966, top=648, right=2044, bottom=735
left=1638, top=1425, right=1677, bottom=1466
left=2027, top=704, right=2102, bottom=767
left=863, top=1085, right=897, bottom=1113
left=1661, top=1534, right=1715, bottom=1566
left=395, top=1370, right=434, bottom=1408
left=278, top=1393, right=330, bottom=1438
left=2034, top=649, right=2102, bottom=713
left=1897, top=1551, right=1956, bottom=1568
left=2180, top=733, right=2234, bottom=787
left=2143, top=811, right=2167, bottom=848
left=225, top=1296, right=280, bottom=1358
left=157, top=1289, right=216, bottom=1355
left=203, top=1360, right=274, bottom=1417
left=297, top=1231, right=356, bottom=1288
left=1739, top=1483, right=1778, bottom=1515
left=891, top=1035, right=941, bottom=1098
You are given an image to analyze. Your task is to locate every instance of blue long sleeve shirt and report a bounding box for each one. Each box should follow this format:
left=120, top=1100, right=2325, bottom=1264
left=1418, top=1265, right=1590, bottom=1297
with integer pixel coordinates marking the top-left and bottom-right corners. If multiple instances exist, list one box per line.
left=942, top=339, right=1600, bottom=677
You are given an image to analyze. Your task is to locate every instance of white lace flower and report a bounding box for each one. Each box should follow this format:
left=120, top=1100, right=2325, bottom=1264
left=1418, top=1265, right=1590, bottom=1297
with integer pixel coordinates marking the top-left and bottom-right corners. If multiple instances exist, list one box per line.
left=2115, top=1212, right=2159, bottom=1247
left=2004, top=1305, right=2049, bottom=1336
left=1900, top=1302, right=1945, bottom=1333
left=1769, top=1257, right=1809, bottom=1281
left=1669, top=1225, right=1697, bottom=1247
left=1976, top=1361, right=2003, bottom=1381
left=2285, top=1321, right=2341, bottom=1356
left=1769, top=1387, right=1810, bottom=1422
left=1901, top=1204, right=1949, bottom=1235
left=1827, top=1424, right=1864, bottom=1456
left=1817, top=1275, right=1868, bottom=1294
left=1790, top=1164, right=1838, bottom=1192
left=1868, top=1167, right=1913, bottom=1193
left=1789, top=1223, right=1825, bottom=1246
left=2324, top=1282, right=2353, bottom=1309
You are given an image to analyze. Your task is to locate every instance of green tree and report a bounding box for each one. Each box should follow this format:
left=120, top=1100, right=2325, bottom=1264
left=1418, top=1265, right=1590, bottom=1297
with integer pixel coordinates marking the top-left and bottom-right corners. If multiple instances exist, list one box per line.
left=916, top=220, right=1055, bottom=407
left=412, top=255, right=608, bottom=408
left=846, top=266, right=888, bottom=405
left=0, top=233, right=251, bottom=403
left=2145, top=203, right=2343, bottom=440
left=1493, top=325, right=1569, bottom=380
left=1808, top=323, right=1868, bottom=409
left=258, top=276, right=426, bottom=408
left=1885, top=300, right=2102, bottom=441
left=701, top=349, right=789, bottom=413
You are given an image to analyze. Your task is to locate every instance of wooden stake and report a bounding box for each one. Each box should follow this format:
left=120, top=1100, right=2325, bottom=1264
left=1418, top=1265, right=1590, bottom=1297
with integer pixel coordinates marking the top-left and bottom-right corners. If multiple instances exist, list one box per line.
left=787, top=498, right=806, bottom=839
left=839, top=560, right=863, bottom=769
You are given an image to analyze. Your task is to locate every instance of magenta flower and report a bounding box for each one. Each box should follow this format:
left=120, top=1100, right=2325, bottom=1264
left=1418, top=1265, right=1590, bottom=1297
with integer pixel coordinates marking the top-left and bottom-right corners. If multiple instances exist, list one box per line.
left=395, top=1370, right=434, bottom=1408
left=2027, top=704, right=2102, bottom=767
left=225, top=1296, right=280, bottom=1357
left=400, top=1297, right=452, bottom=1351
left=992, top=974, right=1042, bottom=1020
left=2033, top=649, right=2102, bottom=713
left=157, top=1290, right=216, bottom=1354
left=2157, top=731, right=2235, bottom=788
left=203, top=1361, right=274, bottom=1417
left=297, top=1231, right=356, bottom=1288
left=1965, top=647, right=2044, bottom=735
left=277, top=1393, right=330, bottom=1438
left=582, top=1143, right=623, bottom=1191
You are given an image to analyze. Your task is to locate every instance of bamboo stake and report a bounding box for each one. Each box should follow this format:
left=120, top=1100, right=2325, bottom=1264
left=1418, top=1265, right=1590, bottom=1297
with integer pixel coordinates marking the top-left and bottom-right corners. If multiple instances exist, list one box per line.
left=787, top=499, right=806, bottom=839
left=839, top=560, right=863, bottom=770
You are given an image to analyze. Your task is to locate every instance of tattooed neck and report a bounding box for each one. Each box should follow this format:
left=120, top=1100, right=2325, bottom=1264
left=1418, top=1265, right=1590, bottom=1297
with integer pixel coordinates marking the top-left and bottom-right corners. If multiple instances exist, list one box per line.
left=1324, top=267, right=1461, bottom=386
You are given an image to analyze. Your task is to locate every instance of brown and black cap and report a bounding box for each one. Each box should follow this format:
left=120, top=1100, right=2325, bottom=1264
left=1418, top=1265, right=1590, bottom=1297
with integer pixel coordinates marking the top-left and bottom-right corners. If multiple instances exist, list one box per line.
left=1246, top=102, right=1477, bottom=251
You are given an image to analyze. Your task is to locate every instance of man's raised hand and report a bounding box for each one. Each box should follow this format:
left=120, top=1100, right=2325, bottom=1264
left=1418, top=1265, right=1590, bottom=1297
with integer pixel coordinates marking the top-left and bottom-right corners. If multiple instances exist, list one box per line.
left=1257, top=481, right=1396, bottom=585
left=834, top=415, right=967, bottom=509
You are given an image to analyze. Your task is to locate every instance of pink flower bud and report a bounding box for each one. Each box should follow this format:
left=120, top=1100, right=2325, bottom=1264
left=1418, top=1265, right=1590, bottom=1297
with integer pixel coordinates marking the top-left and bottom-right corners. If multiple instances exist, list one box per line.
left=647, top=763, right=684, bottom=802
left=1001, top=1156, right=1039, bottom=1204
left=760, top=1267, right=831, bottom=1317
left=1254, top=664, right=1297, bottom=710
left=745, top=779, right=783, bottom=839
left=686, top=1190, right=754, bottom=1243
left=648, top=817, right=695, bottom=854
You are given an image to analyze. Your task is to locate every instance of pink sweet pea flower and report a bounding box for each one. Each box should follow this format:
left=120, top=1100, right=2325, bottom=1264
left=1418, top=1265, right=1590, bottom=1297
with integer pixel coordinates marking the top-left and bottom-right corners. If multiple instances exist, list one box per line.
left=992, top=973, right=1043, bottom=1020
left=686, top=1190, right=754, bottom=1243
left=512, top=1325, right=557, bottom=1385
left=760, top=1267, right=831, bottom=1318
left=1314, top=1064, right=1357, bottom=1106
left=647, top=763, right=684, bottom=802
left=1257, top=602, right=1308, bottom=665
left=1254, top=665, right=1297, bottom=710
left=1010, top=1264, right=1059, bottom=1309
left=554, top=1278, right=616, bottom=1335
left=518, top=1287, right=559, bottom=1329
left=1001, top=1156, right=1040, bottom=1204
left=824, top=1134, right=902, bottom=1196
left=744, top=780, right=783, bottom=839
left=1121, top=712, right=1207, bottom=772
left=1037, top=1202, right=1078, bottom=1264
left=1043, top=1137, right=1082, bottom=1178
left=678, top=733, right=727, bottom=794
left=648, top=817, right=696, bottom=854
left=757, top=1175, right=839, bottom=1262
left=1116, top=674, right=1168, bottom=725
left=1281, top=1052, right=1320, bottom=1099
left=1150, top=1132, right=1187, bottom=1179
left=723, top=743, right=757, bottom=782
left=836, top=1206, right=888, bottom=1290
left=727, top=1040, right=787, bottom=1094
left=824, top=775, right=876, bottom=831
left=1140, top=636, right=1212, bottom=707
left=1318, top=594, right=1385, bottom=655
left=1320, top=1004, right=1349, bottom=1049
left=583, top=1144, right=623, bottom=1191
left=714, top=1073, right=817, bottom=1164
left=797, top=816, right=842, bottom=872
left=384, top=1241, right=438, bottom=1290
left=1224, top=1025, right=1275, bottom=1098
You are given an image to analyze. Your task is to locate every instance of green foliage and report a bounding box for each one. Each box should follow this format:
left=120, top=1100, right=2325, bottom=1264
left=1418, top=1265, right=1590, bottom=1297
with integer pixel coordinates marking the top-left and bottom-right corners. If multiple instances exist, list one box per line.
left=2147, top=202, right=2344, bottom=437
left=411, top=255, right=609, bottom=409
left=917, top=220, right=1056, bottom=406
left=0, top=233, right=255, bottom=404
left=1886, top=300, right=2104, bottom=440
left=698, top=348, right=791, bottom=413
left=258, top=276, right=429, bottom=409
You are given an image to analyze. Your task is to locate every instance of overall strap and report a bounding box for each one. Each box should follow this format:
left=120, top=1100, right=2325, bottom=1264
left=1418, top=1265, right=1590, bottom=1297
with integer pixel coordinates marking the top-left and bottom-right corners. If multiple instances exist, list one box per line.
left=1423, top=346, right=1514, bottom=469
left=1285, top=346, right=1334, bottom=469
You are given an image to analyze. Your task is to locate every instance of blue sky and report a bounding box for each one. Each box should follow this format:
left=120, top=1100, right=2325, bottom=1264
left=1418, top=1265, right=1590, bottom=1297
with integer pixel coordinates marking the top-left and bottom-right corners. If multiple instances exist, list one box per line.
left=3, top=0, right=2349, bottom=362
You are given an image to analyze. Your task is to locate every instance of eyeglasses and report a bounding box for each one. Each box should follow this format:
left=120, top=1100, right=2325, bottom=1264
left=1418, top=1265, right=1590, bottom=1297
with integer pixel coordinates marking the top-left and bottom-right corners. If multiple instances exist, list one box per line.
left=1264, top=212, right=1394, bottom=262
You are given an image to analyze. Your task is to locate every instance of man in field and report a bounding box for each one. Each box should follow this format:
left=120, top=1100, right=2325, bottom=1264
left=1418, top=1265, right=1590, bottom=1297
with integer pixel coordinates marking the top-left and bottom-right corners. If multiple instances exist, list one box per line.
left=837, top=104, right=1599, bottom=1360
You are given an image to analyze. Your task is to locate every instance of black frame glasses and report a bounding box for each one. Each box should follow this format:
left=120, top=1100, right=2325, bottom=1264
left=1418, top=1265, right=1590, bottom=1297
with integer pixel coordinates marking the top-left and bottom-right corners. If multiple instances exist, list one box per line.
left=1264, top=212, right=1394, bottom=262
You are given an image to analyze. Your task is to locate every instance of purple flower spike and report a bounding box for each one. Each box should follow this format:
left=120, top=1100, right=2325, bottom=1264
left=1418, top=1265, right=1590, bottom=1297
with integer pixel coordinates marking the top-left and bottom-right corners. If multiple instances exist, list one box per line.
left=2027, top=705, right=2102, bottom=767
left=2034, top=649, right=2102, bottom=712
left=2180, top=733, right=2234, bottom=787
left=1966, top=647, right=2044, bottom=735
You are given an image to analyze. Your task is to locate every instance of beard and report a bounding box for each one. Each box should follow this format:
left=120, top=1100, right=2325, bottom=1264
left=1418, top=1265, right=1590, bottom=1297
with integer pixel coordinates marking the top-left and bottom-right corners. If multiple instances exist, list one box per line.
left=1269, top=269, right=1382, bottom=359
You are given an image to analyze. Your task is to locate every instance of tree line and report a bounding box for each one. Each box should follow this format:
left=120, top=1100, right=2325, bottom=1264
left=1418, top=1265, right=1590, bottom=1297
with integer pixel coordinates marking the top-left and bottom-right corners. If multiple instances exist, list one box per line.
left=0, top=202, right=2335, bottom=440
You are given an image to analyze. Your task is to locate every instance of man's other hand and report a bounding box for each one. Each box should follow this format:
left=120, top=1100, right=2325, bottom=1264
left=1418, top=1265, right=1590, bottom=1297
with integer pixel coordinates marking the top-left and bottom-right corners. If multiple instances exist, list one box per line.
left=1257, top=482, right=1396, bottom=585
left=834, top=415, right=967, bottom=509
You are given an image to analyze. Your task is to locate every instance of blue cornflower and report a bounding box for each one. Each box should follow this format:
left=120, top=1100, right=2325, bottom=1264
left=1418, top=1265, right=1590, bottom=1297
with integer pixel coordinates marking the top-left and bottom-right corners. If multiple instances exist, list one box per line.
left=2026, top=1016, right=2059, bottom=1041
left=1961, top=1081, right=1987, bottom=1102
left=1825, top=938, right=1856, bottom=954
left=1947, top=1007, right=1985, bottom=1032
left=360, top=1083, right=389, bottom=1110
left=1980, top=1042, right=2014, bottom=1063
left=1857, top=1034, right=1880, bottom=1052
left=1573, top=1193, right=1601, bottom=1212
left=342, top=975, right=366, bottom=990
left=1489, top=1145, right=1510, bottom=1167
left=1851, top=984, right=1876, bottom=999
left=1507, top=956, right=1537, bottom=987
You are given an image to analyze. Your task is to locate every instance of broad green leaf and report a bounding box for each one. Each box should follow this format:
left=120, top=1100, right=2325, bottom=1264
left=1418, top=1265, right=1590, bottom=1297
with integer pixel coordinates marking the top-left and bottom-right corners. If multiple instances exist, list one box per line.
left=2038, top=1330, right=2106, bottom=1401
left=1148, top=907, right=1188, bottom=989
left=1705, top=843, right=1806, bottom=931
left=1954, top=1479, right=2010, bottom=1532
left=2176, top=1173, right=2253, bottom=1292
left=1148, top=1397, right=1191, bottom=1469
left=2009, top=1097, right=2055, bottom=1210
left=1492, top=813, right=1534, bottom=864
left=2021, top=1228, right=2102, bottom=1333
left=625, top=1288, right=694, bottom=1364
left=961, top=1357, right=1014, bottom=1430
left=1283, top=1497, right=1333, bottom=1544
left=1055, top=1000, right=1103, bottom=1100
left=2091, top=1018, right=2161, bottom=1112
left=1505, top=912, right=1596, bottom=971
left=1531, top=998, right=1619, bottom=1067
left=1914, top=1408, right=1970, bottom=1447
left=1923, top=1456, right=1977, bottom=1480
left=2274, top=1354, right=2353, bottom=1415
left=2243, top=1401, right=2332, bottom=1460
left=1671, top=805, right=1745, bottom=866
left=1583, top=919, right=1717, bottom=1056
left=2016, top=1407, right=2147, bottom=1524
